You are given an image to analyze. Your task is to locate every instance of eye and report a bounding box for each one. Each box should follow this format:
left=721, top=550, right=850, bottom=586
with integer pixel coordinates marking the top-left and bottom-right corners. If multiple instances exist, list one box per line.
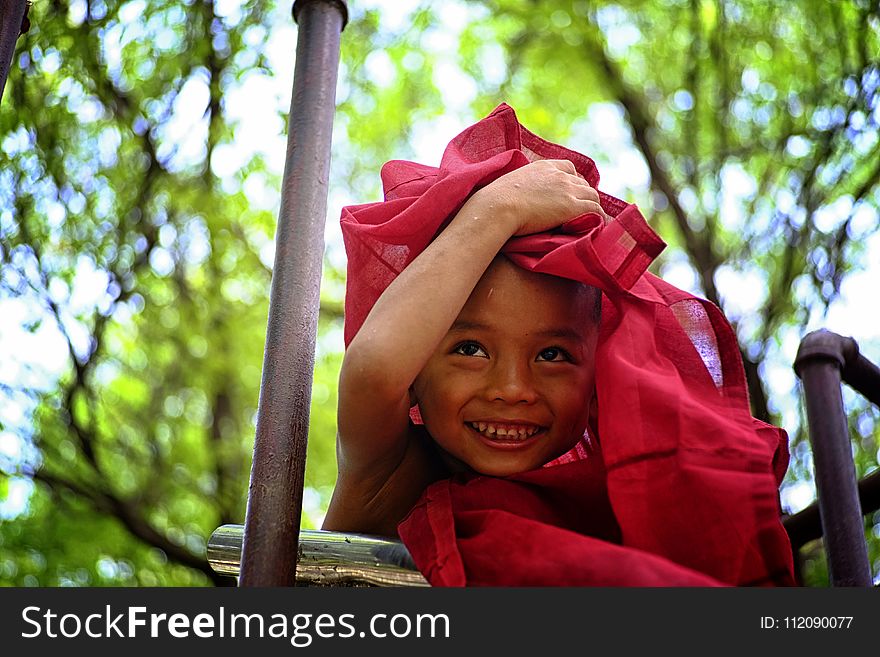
left=537, top=346, right=571, bottom=362
left=453, top=341, right=489, bottom=358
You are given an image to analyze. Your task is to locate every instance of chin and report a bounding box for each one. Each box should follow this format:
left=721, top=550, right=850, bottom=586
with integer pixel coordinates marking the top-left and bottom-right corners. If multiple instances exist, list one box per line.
left=469, top=459, right=542, bottom=477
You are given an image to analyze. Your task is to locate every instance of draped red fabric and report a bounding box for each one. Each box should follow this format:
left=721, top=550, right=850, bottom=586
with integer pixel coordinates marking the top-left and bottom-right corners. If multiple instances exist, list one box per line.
left=340, top=103, right=796, bottom=586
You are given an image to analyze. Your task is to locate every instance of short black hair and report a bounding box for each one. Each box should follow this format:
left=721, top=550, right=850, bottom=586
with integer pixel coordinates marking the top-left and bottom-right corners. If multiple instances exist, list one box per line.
left=580, top=283, right=602, bottom=324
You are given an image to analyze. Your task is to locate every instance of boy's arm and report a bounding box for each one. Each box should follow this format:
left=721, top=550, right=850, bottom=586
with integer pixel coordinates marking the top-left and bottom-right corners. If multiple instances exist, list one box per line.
left=325, top=160, right=605, bottom=530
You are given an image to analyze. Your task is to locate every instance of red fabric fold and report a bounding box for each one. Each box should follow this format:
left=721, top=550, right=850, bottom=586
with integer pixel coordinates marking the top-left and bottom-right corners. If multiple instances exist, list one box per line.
left=341, top=103, right=796, bottom=587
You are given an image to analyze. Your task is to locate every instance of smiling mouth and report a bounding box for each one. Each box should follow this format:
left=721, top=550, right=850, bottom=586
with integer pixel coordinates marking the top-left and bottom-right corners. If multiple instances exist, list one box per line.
left=467, top=421, right=546, bottom=442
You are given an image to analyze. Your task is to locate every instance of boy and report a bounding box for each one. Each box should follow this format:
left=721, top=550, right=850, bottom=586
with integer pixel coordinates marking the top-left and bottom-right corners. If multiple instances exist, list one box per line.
left=324, top=104, right=796, bottom=586
left=323, top=158, right=605, bottom=536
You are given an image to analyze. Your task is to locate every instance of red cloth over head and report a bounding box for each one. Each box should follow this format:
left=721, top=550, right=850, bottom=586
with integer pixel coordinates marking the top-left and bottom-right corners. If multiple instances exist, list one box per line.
left=340, top=103, right=796, bottom=586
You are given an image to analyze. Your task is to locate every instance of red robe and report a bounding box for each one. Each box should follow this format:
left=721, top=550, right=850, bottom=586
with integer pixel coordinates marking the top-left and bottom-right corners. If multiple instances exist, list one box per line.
left=340, top=103, right=796, bottom=587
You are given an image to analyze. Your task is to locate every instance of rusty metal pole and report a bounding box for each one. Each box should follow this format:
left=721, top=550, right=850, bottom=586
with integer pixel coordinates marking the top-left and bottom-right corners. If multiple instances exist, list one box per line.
left=793, top=330, right=873, bottom=586
left=0, top=0, right=30, bottom=104
left=239, top=0, right=347, bottom=587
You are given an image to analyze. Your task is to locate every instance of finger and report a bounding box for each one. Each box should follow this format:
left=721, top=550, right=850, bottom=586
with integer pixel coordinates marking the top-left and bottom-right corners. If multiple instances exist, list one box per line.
left=578, top=200, right=610, bottom=223
left=564, top=170, right=594, bottom=189
left=551, top=159, right=579, bottom=175
left=562, top=160, right=587, bottom=181
left=569, top=179, right=601, bottom=203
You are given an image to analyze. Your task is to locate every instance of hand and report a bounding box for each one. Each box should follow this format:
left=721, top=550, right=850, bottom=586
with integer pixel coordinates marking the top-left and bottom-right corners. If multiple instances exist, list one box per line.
left=472, top=159, right=608, bottom=236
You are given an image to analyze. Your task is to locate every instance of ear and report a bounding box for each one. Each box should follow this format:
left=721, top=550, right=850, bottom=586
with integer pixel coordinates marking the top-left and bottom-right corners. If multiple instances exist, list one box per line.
left=587, top=389, right=599, bottom=434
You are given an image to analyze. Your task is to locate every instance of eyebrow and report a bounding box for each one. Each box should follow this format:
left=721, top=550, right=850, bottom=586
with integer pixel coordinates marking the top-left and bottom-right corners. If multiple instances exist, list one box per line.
left=534, top=327, right=586, bottom=341
left=449, top=320, right=490, bottom=333
left=449, top=320, right=585, bottom=342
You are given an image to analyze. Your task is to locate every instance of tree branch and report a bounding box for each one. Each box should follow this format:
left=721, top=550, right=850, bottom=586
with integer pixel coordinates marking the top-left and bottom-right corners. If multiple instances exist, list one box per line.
left=580, top=21, right=722, bottom=306
left=30, top=465, right=230, bottom=585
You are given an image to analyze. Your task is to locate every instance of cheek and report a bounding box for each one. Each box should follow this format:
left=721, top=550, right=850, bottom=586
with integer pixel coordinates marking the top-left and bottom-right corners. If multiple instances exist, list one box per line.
left=545, top=372, right=594, bottom=417
left=413, top=372, right=467, bottom=418
left=412, top=364, right=441, bottom=403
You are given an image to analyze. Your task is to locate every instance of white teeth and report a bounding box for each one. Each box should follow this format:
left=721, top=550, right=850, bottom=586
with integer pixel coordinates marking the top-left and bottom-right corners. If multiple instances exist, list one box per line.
left=470, top=422, right=542, bottom=441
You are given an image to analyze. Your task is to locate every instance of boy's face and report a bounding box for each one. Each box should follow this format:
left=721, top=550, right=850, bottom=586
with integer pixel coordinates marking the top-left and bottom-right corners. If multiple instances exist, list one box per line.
left=412, top=257, right=598, bottom=477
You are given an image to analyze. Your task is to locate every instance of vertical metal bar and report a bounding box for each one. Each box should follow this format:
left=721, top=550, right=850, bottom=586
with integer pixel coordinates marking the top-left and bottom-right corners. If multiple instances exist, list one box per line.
left=794, top=330, right=873, bottom=586
left=0, top=0, right=29, bottom=104
left=238, top=0, right=347, bottom=587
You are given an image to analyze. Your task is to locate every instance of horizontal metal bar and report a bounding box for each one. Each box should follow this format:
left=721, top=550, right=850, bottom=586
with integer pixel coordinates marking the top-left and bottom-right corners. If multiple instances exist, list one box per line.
left=210, top=524, right=429, bottom=587
left=843, top=352, right=880, bottom=408
left=794, top=329, right=880, bottom=406
left=782, top=468, right=880, bottom=550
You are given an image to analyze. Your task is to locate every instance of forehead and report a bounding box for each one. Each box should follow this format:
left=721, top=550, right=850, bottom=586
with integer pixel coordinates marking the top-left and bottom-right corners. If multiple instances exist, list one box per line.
left=457, top=257, right=593, bottom=335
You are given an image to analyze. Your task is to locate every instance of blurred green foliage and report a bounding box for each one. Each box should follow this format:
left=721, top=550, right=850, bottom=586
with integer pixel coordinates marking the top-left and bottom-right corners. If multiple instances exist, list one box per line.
left=0, top=0, right=878, bottom=586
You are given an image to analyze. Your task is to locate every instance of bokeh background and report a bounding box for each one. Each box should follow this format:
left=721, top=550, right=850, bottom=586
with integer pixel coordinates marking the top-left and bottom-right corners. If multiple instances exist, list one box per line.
left=1, top=0, right=878, bottom=586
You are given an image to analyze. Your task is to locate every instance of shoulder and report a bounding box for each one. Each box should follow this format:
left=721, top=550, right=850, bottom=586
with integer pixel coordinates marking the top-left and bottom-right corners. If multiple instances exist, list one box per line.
left=323, top=424, right=449, bottom=538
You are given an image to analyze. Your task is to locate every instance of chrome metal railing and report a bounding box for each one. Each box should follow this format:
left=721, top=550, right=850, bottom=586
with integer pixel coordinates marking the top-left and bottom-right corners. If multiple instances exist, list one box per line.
left=208, top=524, right=429, bottom=587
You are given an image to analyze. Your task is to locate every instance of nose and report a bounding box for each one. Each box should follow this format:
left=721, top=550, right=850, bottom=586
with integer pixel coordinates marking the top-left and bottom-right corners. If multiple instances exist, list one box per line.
left=485, top=358, right=538, bottom=405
